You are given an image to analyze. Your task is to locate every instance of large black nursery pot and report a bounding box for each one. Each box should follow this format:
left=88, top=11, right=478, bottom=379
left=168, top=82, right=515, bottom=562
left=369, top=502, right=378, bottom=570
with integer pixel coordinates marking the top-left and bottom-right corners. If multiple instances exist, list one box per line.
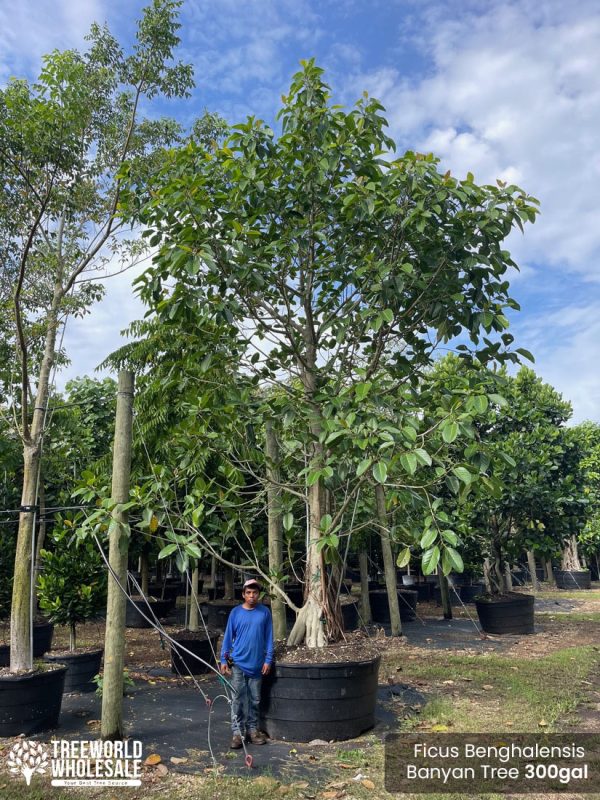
left=44, top=648, right=103, bottom=693
left=0, top=663, right=67, bottom=736
left=370, top=588, right=417, bottom=622
left=260, top=654, right=380, bottom=742
left=170, top=632, right=219, bottom=675
left=125, top=597, right=172, bottom=628
left=554, top=569, right=591, bottom=590
left=206, top=599, right=238, bottom=631
left=460, top=583, right=486, bottom=603
left=0, top=621, right=54, bottom=667
left=475, top=592, right=534, bottom=634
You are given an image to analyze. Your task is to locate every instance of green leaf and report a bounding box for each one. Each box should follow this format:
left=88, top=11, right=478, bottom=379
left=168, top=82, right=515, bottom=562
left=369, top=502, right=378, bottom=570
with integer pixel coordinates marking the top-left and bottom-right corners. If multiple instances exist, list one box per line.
left=420, top=528, right=437, bottom=549
left=159, top=543, right=178, bottom=559
left=396, top=547, right=412, bottom=568
left=355, top=381, right=372, bottom=401
left=306, top=469, right=322, bottom=486
left=516, top=347, right=535, bottom=363
left=472, top=395, right=488, bottom=414
left=453, top=466, right=472, bottom=485
left=320, top=514, right=333, bottom=532
left=282, top=512, right=294, bottom=532
left=413, top=448, right=432, bottom=466
left=442, top=421, right=459, bottom=443
left=442, top=547, right=464, bottom=575
left=372, top=461, right=388, bottom=484
left=441, top=529, right=458, bottom=546
left=356, top=458, right=372, bottom=477
left=422, top=546, right=441, bottom=575
left=400, top=452, right=417, bottom=476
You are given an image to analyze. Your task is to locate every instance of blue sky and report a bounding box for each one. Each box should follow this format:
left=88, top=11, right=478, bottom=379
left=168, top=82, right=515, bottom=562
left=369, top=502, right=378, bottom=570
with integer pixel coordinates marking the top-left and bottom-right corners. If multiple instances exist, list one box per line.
left=2, top=0, right=600, bottom=422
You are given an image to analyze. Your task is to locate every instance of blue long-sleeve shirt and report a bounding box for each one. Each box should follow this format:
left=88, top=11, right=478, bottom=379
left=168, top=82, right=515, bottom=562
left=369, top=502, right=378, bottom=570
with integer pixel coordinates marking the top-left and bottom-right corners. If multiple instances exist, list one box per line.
left=220, top=604, right=274, bottom=678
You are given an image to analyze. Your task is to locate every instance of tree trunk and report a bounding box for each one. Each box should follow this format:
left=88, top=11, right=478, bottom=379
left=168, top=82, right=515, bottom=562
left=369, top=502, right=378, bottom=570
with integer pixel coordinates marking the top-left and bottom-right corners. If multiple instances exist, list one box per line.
left=223, top=566, right=235, bottom=600
left=140, top=551, right=149, bottom=597
left=483, top=558, right=492, bottom=594
left=545, top=559, right=555, bottom=586
left=210, top=555, right=216, bottom=590
left=189, top=565, right=199, bottom=632
left=504, top=562, right=513, bottom=591
left=375, top=484, right=402, bottom=636
left=33, top=480, right=46, bottom=611
left=70, top=622, right=77, bottom=652
left=527, top=550, right=539, bottom=592
left=438, top=568, right=452, bottom=619
left=265, top=420, right=286, bottom=641
left=358, top=550, right=372, bottom=625
left=11, top=288, right=63, bottom=672
left=101, top=371, right=134, bottom=741
left=561, top=535, right=583, bottom=571
left=288, top=479, right=328, bottom=648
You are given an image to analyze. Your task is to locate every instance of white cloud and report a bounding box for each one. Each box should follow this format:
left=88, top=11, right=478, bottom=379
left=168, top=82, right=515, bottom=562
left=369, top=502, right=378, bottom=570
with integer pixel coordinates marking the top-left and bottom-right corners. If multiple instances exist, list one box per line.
left=345, top=0, right=600, bottom=279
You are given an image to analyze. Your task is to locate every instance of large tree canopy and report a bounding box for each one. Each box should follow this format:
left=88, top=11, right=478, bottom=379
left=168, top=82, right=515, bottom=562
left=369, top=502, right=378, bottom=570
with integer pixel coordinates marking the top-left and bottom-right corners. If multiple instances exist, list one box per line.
left=121, top=60, right=539, bottom=645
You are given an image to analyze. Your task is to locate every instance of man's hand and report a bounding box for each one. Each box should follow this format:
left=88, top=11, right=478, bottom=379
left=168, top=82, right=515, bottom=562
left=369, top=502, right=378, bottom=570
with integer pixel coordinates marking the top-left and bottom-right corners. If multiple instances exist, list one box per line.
left=220, top=662, right=231, bottom=676
left=261, top=663, right=271, bottom=676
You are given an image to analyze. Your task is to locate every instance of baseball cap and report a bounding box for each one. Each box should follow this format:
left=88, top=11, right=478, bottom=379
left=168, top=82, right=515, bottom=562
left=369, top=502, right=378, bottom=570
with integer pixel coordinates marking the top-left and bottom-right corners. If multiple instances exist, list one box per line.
left=243, top=578, right=261, bottom=589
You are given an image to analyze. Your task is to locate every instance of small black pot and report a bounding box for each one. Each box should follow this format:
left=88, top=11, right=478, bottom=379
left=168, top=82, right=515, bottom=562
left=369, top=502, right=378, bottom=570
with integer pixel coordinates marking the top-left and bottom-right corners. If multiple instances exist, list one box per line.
left=434, top=585, right=464, bottom=606
left=369, top=589, right=417, bottom=623
left=170, top=632, right=220, bottom=675
left=553, top=570, right=591, bottom=590
left=475, top=593, right=534, bottom=634
left=0, top=664, right=67, bottom=736
left=125, top=598, right=172, bottom=628
left=44, top=648, right=103, bottom=693
left=461, top=583, right=486, bottom=603
left=341, top=598, right=359, bottom=630
left=414, top=582, right=433, bottom=602
left=0, top=622, right=54, bottom=667
left=206, top=600, right=238, bottom=631
left=260, top=655, right=380, bottom=742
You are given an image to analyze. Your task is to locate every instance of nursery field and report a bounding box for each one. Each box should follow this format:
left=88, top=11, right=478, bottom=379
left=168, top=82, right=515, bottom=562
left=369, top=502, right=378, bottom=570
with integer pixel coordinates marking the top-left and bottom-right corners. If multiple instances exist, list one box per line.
left=1, top=585, right=599, bottom=800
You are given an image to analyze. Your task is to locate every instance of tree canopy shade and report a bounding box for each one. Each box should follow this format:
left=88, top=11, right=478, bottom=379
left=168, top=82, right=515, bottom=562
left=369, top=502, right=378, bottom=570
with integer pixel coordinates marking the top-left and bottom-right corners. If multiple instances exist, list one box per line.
left=123, top=60, right=539, bottom=646
left=0, top=0, right=193, bottom=672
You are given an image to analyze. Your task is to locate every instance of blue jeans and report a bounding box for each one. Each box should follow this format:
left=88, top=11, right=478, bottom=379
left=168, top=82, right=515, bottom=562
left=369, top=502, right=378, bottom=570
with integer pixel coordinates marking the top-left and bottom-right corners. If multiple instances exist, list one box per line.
left=230, top=665, right=262, bottom=735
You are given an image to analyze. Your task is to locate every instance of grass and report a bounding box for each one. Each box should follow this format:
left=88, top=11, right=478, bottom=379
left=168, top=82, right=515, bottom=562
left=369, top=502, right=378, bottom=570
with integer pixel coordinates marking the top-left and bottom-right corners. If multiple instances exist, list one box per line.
left=386, top=645, right=600, bottom=733
left=536, top=610, right=600, bottom=622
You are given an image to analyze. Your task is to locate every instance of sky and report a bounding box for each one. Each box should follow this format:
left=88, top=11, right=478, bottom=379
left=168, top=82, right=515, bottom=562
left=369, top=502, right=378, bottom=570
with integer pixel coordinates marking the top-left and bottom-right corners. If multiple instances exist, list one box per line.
left=2, top=0, right=600, bottom=422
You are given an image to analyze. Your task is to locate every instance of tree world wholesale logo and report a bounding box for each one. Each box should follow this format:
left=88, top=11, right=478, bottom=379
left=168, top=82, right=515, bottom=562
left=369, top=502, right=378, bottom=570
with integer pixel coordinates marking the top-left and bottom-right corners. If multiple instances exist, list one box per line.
left=7, top=739, right=142, bottom=787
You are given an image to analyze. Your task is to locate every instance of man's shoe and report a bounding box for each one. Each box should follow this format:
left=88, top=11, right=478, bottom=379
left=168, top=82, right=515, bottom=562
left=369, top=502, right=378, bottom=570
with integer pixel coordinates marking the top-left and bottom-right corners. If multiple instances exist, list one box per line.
left=248, top=729, right=267, bottom=745
left=230, top=734, right=243, bottom=749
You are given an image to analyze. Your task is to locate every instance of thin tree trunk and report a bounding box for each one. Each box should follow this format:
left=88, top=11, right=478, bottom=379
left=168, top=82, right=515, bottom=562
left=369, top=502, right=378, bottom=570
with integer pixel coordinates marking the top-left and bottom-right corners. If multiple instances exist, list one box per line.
left=438, top=568, right=452, bottom=619
left=189, top=566, right=199, bottom=632
left=527, top=550, right=539, bottom=592
left=210, top=555, right=216, bottom=590
left=504, top=562, right=513, bottom=591
left=101, top=371, right=134, bottom=741
left=545, top=559, right=555, bottom=586
left=70, top=622, right=77, bottom=652
left=33, top=480, right=46, bottom=611
left=223, top=566, right=235, bottom=600
left=483, top=558, right=492, bottom=594
left=375, top=484, right=402, bottom=636
left=358, top=550, right=372, bottom=625
left=265, top=420, right=286, bottom=641
left=140, top=551, right=149, bottom=597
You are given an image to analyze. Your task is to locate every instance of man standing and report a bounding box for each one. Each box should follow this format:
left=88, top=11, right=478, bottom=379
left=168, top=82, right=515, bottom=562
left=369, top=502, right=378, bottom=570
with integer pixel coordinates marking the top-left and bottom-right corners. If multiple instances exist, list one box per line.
left=220, top=578, right=274, bottom=749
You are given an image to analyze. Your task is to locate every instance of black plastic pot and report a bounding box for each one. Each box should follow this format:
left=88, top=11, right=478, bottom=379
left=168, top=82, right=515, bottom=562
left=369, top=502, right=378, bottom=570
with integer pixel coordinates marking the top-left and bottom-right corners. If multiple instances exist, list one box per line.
left=125, top=598, right=172, bottom=628
left=414, top=582, right=433, bottom=602
left=260, top=655, right=380, bottom=741
left=554, top=570, right=591, bottom=590
left=433, top=584, right=464, bottom=606
left=341, top=598, right=359, bottom=630
left=0, top=664, right=67, bottom=736
left=460, top=583, right=486, bottom=603
left=44, top=648, right=103, bottom=693
left=369, top=589, right=417, bottom=622
left=0, top=622, right=54, bottom=667
left=475, top=593, right=534, bottom=634
left=170, top=632, right=219, bottom=675
left=206, top=600, right=237, bottom=631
